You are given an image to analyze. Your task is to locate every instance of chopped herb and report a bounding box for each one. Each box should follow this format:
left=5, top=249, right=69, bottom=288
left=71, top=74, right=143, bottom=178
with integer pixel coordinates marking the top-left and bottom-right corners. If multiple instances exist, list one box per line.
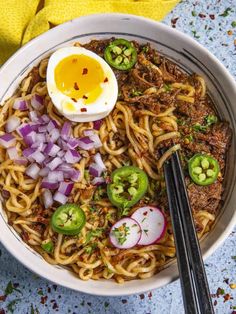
left=104, top=301, right=110, bottom=308
left=89, top=207, right=96, bottom=213
left=93, top=186, right=105, bottom=201
left=193, top=123, right=207, bottom=132
left=41, top=240, right=54, bottom=253
left=37, top=290, right=43, bottom=296
left=84, top=243, right=97, bottom=254
left=141, top=217, right=147, bottom=223
left=205, top=114, right=218, bottom=125
left=192, top=30, right=200, bottom=39
left=85, top=228, right=104, bottom=244
left=7, top=299, right=21, bottom=313
left=193, top=115, right=217, bottom=132
left=184, top=134, right=194, bottom=143
left=143, top=229, right=148, bottom=235
left=231, top=21, right=236, bottom=28
left=131, top=89, right=142, bottom=97
left=5, top=281, right=21, bottom=296
left=163, top=84, right=172, bottom=92
left=112, top=224, right=130, bottom=245
left=192, top=11, right=197, bottom=16
left=142, top=46, right=149, bottom=53
left=218, top=288, right=225, bottom=295
left=232, top=305, right=236, bottom=309
left=120, top=207, right=130, bottom=217
left=232, top=256, right=236, bottom=260
left=219, top=7, right=233, bottom=17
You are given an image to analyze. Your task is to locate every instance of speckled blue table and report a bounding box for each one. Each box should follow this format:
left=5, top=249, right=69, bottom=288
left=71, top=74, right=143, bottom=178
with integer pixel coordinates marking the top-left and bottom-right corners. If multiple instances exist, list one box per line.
left=0, top=1, right=236, bottom=313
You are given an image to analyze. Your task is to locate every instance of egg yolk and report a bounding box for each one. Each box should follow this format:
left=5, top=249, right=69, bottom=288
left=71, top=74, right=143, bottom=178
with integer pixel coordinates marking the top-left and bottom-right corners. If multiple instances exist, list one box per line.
left=54, top=54, right=105, bottom=104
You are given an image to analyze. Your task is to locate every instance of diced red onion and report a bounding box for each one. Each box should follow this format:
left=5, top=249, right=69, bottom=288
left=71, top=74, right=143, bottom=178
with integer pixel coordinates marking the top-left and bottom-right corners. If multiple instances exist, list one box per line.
left=94, top=153, right=106, bottom=171
left=17, top=123, right=33, bottom=137
left=84, top=129, right=95, bottom=136
left=24, top=132, right=36, bottom=146
left=13, top=99, right=28, bottom=111
left=91, top=177, right=105, bottom=186
left=41, top=114, right=50, bottom=123
left=7, top=147, right=19, bottom=160
left=31, top=94, right=44, bottom=110
left=89, top=163, right=103, bottom=177
left=89, top=134, right=102, bottom=148
left=58, top=181, right=74, bottom=196
left=2, top=189, right=10, bottom=199
left=57, top=150, right=64, bottom=157
left=41, top=178, right=59, bottom=190
left=0, top=134, right=16, bottom=148
left=5, top=116, right=21, bottom=133
left=48, top=128, right=60, bottom=143
left=48, top=171, right=64, bottom=182
left=31, top=150, right=45, bottom=164
left=23, top=147, right=37, bottom=158
left=42, top=189, right=53, bottom=209
left=35, top=133, right=46, bottom=143
left=29, top=111, right=38, bottom=122
left=71, top=169, right=81, bottom=182
left=67, top=138, right=80, bottom=149
left=53, top=191, right=68, bottom=204
left=15, top=157, right=28, bottom=166
left=77, top=136, right=95, bottom=150
left=47, top=120, right=58, bottom=132
left=47, top=157, right=62, bottom=171
left=61, top=121, right=71, bottom=139
left=26, top=163, right=40, bottom=179
left=30, top=122, right=40, bottom=131
left=93, top=119, right=103, bottom=130
left=38, top=125, right=47, bottom=133
left=64, top=149, right=81, bottom=164
left=48, top=144, right=60, bottom=157
left=39, top=167, right=50, bottom=177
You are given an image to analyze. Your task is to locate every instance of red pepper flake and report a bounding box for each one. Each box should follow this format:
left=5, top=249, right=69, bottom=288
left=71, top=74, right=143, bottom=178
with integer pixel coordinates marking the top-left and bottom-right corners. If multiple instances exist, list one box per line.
left=0, top=309, right=5, bottom=314
left=199, top=13, right=206, bottom=18
left=72, top=58, right=77, bottom=63
left=40, top=295, right=48, bottom=304
left=150, top=208, right=153, bottom=212
left=104, top=77, right=108, bottom=83
left=121, top=299, right=127, bottom=304
left=82, top=68, right=88, bottom=75
left=148, top=292, right=152, bottom=299
left=74, top=82, right=79, bottom=90
left=80, top=108, right=87, bottom=112
left=143, top=211, right=148, bottom=216
left=231, top=311, right=236, bottom=314
left=234, top=39, right=236, bottom=46
left=139, top=293, right=145, bottom=300
left=224, top=293, right=233, bottom=302
left=228, top=30, right=233, bottom=36
left=82, top=95, right=88, bottom=99
left=171, top=17, right=179, bottom=28
left=71, top=98, right=77, bottom=102
left=22, top=230, right=29, bottom=242
left=0, top=295, right=6, bottom=302
left=213, top=300, right=217, bottom=306
left=209, top=14, right=215, bottom=20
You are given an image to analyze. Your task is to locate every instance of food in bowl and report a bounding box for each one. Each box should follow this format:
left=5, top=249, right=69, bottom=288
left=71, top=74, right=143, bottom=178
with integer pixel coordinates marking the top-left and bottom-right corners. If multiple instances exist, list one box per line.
left=0, top=38, right=231, bottom=283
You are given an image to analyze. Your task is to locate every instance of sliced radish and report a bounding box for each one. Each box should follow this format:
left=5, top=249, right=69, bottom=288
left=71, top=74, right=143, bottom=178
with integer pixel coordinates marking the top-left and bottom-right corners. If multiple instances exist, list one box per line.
left=109, top=217, right=141, bottom=249
left=131, top=206, right=166, bottom=245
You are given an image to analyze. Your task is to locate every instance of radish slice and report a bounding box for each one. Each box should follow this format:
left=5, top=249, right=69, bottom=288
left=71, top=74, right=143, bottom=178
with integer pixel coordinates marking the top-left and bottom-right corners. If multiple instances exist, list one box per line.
left=131, top=206, right=166, bottom=245
left=109, top=217, right=141, bottom=249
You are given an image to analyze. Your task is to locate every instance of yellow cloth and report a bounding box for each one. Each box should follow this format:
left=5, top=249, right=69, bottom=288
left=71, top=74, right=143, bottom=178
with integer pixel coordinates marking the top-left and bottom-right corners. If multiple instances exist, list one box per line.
left=0, top=0, right=180, bottom=65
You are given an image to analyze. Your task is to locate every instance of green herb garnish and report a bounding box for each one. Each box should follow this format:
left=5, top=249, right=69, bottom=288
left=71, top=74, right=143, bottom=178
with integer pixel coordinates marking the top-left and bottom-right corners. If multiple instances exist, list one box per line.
left=112, top=224, right=130, bottom=245
left=219, top=7, right=233, bottom=17
left=131, top=89, right=142, bottom=97
left=164, top=84, right=172, bottom=92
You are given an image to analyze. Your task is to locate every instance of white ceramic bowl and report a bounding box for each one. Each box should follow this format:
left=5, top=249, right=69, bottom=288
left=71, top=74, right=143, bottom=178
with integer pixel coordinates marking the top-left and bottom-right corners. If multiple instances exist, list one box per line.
left=0, top=14, right=236, bottom=296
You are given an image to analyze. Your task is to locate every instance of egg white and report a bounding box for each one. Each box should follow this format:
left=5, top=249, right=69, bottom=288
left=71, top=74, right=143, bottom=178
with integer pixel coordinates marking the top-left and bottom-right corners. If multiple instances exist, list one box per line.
left=46, top=46, right=118, bottom=122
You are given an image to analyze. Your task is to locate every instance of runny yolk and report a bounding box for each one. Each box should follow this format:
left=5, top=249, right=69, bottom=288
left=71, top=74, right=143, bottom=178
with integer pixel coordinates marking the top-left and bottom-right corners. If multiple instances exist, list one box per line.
left=54, top=54, right=105, bottom=104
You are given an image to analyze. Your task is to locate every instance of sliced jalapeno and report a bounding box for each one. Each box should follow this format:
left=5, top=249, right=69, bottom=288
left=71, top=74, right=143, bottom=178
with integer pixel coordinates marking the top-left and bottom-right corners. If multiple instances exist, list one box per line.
left=104, top=39, right=137, bottom=70
left=51, top=204, right=86, bottom=235
left=107, top=166, right=148, bottom=209
left=188, top=153, right=220, bottom=186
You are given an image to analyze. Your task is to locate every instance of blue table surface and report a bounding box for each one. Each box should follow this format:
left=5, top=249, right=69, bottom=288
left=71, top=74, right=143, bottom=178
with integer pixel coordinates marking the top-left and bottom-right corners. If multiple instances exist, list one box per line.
left=1, top=0, right=236, bottom=313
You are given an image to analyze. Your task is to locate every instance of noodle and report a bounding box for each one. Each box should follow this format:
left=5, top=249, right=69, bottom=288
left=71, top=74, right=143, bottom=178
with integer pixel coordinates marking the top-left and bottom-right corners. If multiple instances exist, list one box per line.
left=0, top=39, right=226, bottom=284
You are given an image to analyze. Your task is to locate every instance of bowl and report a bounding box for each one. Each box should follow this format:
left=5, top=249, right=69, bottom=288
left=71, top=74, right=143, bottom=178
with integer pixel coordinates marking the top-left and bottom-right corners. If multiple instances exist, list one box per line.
left=0, top=13, right=236, bottom=296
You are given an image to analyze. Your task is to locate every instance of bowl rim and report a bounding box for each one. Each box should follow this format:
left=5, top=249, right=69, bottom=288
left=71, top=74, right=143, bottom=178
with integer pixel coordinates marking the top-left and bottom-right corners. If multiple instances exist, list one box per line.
left=0, top=13, right=236, bottom=296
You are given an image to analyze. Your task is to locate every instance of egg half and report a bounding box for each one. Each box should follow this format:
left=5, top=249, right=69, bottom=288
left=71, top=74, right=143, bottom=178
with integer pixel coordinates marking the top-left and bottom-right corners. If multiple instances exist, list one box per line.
left=46, top=46, right=118, bottom=122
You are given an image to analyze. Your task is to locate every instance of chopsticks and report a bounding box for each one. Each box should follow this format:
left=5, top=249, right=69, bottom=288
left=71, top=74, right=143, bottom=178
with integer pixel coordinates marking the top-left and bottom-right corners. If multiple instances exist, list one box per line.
left=162, top=150, right=214, bottom=314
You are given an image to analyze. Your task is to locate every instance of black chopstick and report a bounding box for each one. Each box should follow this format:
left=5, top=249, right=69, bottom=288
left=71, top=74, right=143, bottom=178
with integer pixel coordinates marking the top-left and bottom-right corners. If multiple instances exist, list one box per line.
left=162, top=150, right=214, bottom=314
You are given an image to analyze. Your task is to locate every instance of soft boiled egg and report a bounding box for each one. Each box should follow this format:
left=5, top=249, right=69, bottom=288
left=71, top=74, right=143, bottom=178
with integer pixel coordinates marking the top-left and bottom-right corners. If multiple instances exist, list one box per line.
left=46, top=46, right=118, bottom=122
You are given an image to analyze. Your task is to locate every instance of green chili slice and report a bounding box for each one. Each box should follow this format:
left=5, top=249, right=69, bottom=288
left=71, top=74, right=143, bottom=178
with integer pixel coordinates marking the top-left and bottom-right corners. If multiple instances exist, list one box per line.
left=188, top=153, right=220, bottom=186
left=104, top=39, right=137, bottom=70
left=51, top=204, right=86, bottom=235
left=107, top=166, right=148, bottom=209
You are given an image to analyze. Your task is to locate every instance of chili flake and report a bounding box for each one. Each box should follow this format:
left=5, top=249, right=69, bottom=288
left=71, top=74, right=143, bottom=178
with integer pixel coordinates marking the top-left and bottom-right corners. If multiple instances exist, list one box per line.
left=82, top=95, right=88, bottom=99
left=104, top=77, right=108, bottom=83
left=82, top=68, right=88, bottom=75
left=80, top=108, right=87, bottom=112
left=74, top=82, right=79, bottom=90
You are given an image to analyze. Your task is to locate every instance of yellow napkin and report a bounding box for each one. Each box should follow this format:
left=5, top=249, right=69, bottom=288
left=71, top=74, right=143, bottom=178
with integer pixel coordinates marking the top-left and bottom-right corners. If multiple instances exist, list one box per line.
left=0, top=0, right=180, bottom=65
